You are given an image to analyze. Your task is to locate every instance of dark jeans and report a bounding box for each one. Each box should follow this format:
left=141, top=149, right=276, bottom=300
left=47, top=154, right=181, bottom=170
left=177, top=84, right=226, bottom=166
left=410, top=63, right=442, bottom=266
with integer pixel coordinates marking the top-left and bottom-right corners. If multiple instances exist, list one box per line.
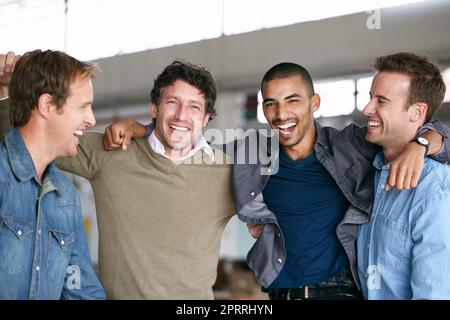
left=265, top=270, right=363, bottom=300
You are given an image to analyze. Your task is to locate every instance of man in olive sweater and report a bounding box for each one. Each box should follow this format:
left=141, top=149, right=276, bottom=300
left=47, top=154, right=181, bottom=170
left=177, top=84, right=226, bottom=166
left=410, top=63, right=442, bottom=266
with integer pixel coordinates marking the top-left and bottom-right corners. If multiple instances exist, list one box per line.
left=0, top=56, right=235, bottom=299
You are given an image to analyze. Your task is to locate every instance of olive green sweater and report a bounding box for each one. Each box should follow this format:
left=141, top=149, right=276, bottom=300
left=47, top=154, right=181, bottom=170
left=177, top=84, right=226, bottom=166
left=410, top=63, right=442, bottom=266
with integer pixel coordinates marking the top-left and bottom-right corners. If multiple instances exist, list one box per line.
left=59, top=133, right=235, bottom=299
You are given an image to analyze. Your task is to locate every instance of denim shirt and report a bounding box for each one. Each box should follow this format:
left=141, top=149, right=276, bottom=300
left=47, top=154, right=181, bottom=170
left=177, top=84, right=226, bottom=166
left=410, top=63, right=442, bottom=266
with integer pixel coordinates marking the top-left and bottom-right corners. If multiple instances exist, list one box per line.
left=0, top=127, right=105, bottom=300
left=357, top=153, right=450, bottom=299
left=232, top=120, right=450, bottom=289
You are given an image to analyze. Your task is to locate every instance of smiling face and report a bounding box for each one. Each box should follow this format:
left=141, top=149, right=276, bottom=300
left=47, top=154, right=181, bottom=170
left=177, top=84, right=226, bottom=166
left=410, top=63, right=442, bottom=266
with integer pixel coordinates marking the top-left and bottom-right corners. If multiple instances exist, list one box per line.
left=151, top=80, right=210, bottom=159
left=261, top=75, right=319, bottom=158
left=49, top=76, right=96, bottom=157
left=363, top=71, right=415, bottom=151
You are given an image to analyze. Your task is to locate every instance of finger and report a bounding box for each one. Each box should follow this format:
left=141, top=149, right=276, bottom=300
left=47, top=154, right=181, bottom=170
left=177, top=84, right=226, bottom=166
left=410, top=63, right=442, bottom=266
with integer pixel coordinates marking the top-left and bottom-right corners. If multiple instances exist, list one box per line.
left=394, top=167, right=406, bottom=190
left=111, top=127, right=124, bottom=144
left=5, top=52, right=16, bottom=73
left=410, top=171, right=420, bottom=189
left=402, top=170, right=412, bottom=190
left=0, top=54, right=6, bottom=76
left=103, top=128, right=113, bottom=150
left=104, top=126, right=113, bottom=148
left=122, top=136, right=131, bottom=150
left=386, top=164, right=397, bottom=191
left=105, top=126, right=122, bottom=149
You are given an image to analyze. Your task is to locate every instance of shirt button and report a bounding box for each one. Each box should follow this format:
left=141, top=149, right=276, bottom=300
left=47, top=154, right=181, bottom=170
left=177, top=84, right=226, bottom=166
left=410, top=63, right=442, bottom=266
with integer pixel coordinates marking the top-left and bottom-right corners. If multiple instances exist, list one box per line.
left=277, top=258, right=282, bottom=263
left=267, top=168, right=272, bottom=173
left=250, top=192, right=255, bottom=196
left=38, top=230, right=41, bottom=235
left=36, top=266, right=40, bottom=272
left=17, top=230, right=22, bottom=236
left=60, top=240, right=65, bottom=246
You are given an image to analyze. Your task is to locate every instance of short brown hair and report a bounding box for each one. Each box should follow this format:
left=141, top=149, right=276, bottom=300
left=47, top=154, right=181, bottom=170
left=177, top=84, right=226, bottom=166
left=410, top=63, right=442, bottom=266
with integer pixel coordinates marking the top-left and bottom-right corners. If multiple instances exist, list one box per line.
left=374, top=52, right=446, bottom=123
left=150, top=60, right=217, bottom=119
left=10, top=49, right=99, bottom=126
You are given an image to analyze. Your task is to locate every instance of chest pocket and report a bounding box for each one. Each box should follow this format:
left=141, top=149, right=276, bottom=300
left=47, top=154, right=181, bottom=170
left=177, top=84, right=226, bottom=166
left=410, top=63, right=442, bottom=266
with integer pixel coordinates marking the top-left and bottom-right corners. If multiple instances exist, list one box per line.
left=0, top=215, right=34, bottom=275
left=371, top=214, right=407, bottom=269
left=47, top=228, right=75, bottom=283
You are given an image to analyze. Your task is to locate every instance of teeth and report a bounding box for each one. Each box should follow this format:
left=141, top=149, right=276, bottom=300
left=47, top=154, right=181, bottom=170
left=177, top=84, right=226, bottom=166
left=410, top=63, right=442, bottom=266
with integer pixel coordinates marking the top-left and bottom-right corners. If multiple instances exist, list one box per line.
left=74, top=129, right=84, bottom=136
left=278, top=123, right=296, bottom=129
left=170, top=125, right=189, bottom=131
left=368, top=120, right=382, bottom=128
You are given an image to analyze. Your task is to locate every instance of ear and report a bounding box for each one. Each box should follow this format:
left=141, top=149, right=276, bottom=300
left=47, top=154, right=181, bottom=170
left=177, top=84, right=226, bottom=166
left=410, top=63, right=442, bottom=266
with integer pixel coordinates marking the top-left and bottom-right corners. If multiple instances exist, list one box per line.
left=202, top=113, right=211, bottom=127
left=409, top=102, right=428, bottom=123
left=150, top=102, right=158, bottom=119
left=36, top=93, right=56, bottom=119
left=311, top=94, right=321, bottom=113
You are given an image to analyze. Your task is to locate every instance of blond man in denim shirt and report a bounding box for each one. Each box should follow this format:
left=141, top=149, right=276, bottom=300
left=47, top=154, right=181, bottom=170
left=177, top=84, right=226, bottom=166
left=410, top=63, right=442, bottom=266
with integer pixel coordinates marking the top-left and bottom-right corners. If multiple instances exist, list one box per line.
left=0, top=50, right=105, bottom=299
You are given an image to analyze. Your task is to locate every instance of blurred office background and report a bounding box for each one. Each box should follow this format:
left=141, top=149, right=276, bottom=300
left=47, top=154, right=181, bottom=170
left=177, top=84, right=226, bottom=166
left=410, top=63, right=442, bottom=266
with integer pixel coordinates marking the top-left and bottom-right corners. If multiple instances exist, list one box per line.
left=2, top=0, right=450, bottom=299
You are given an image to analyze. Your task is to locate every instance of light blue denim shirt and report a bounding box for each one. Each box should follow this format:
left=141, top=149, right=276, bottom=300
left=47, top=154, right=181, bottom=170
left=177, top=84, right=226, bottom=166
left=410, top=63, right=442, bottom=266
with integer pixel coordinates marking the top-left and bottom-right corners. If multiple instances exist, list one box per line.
left=358, top=152, right=450, bottom=300
left=0, top=127, right=105, bottom=300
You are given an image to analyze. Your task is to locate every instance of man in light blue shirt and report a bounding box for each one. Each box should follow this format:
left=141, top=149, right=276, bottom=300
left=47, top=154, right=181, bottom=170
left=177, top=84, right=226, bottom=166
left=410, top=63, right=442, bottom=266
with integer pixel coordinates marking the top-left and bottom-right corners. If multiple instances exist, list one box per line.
left=357, top=52, right=450, bottom=299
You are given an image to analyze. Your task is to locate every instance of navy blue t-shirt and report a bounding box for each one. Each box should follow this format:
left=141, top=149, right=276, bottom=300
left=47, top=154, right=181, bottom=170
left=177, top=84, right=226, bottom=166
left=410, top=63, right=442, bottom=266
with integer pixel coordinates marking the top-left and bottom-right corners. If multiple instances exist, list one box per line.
left=263, top=150, right=349, bottom=288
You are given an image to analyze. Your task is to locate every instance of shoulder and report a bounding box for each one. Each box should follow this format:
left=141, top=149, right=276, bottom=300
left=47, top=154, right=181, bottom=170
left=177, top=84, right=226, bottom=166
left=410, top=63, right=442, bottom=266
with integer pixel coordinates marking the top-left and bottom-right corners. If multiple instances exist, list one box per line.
left=54, top=169, right=80, bottom=200
left=421, top=159, right=450, bottom=192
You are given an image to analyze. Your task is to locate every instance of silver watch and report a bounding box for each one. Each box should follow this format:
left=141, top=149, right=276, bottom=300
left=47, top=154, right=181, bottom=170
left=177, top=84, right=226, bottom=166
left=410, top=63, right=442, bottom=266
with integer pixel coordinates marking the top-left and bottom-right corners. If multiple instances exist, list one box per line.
left=415, top=137, right=430, bottom=156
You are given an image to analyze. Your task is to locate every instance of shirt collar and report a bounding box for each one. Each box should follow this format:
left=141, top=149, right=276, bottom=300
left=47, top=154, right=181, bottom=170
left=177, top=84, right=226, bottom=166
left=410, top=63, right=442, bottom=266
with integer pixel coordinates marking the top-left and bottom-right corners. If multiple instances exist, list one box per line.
left=373, top=151, right=388, bottom=170
left=5, top=127, right=63, bottom=193
left=149, top=131, right=215, bottom=162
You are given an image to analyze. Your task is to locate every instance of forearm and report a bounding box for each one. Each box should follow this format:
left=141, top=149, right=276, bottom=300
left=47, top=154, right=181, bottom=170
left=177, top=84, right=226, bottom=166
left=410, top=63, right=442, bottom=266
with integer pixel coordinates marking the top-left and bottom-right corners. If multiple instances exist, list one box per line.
left=420, top=130, right=443, bottom=156
left=126, top=118, right=148, bottom=138
left=417, top=120, right=450, bottom=162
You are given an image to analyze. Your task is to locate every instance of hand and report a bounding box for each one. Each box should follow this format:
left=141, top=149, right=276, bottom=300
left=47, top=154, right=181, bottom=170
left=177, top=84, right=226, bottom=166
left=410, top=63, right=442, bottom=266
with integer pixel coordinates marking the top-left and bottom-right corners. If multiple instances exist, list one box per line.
left=385, top=141, right=425, bottom=191
left=0, top=51, right=21, bottom=99
left=247, top=223, right=265, bottom=239
left=103, top=119, right=135, bottom=151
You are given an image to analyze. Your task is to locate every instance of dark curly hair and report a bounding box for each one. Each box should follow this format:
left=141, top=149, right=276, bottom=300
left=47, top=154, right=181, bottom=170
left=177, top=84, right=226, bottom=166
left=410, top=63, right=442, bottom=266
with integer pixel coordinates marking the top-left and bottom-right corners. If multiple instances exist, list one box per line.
left=150, top=60, right=217, bottom=119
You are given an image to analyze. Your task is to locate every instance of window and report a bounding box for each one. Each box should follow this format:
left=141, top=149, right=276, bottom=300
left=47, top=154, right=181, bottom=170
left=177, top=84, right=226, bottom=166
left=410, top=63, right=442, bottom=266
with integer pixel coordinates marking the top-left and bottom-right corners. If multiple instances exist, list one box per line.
left=356, top=76, right=374, bottom=111
left=313, top=79, right=355, bottom=118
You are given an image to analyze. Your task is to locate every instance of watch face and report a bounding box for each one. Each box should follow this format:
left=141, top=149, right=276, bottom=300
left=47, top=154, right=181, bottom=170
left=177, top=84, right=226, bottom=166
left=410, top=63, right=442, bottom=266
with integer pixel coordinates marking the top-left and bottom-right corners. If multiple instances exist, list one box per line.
left=418, top=137, right=429, bottom=145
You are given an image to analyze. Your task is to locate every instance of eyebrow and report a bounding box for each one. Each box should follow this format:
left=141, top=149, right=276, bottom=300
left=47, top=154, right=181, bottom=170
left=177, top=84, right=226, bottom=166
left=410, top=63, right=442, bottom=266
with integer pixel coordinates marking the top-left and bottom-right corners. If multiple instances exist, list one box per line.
left=79, top=101, right=93, bottom=107
left=370, top=92, right=390, bottom=102
left=165, top=95, right=204, bottom=106
left=263, top=93, right=301, bottom=104
left=284, top=93, right=301, bottom=100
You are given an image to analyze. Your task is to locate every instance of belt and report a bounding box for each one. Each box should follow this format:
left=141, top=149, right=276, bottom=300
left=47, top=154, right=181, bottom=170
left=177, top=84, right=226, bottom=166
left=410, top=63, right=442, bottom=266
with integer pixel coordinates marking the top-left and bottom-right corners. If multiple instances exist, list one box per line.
left=288, top=286, right=360, bottom=300
left=267, top=286, right=361, bottom=300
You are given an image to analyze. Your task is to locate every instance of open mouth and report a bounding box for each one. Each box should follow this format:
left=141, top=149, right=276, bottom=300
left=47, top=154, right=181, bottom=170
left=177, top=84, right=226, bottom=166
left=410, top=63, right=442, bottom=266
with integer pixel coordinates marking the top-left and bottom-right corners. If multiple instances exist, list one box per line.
left=275, top=121, right=297, bottom=138
left=169, top=124, right=190, bottom=132
left=73, top=129, right=84, bottom=143
left=368, top=120, right=383, bottom=130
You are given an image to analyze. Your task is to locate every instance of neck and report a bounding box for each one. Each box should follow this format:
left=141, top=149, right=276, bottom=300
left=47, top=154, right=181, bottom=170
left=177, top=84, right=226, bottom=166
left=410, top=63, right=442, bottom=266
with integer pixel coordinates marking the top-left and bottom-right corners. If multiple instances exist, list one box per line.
left=18, top=125, right=55, bottom=181
left=382, top=135, right=415, bottom=163
left=282, top=122, right=317, bottom=161
left=165, top=146, right=193, bottom=161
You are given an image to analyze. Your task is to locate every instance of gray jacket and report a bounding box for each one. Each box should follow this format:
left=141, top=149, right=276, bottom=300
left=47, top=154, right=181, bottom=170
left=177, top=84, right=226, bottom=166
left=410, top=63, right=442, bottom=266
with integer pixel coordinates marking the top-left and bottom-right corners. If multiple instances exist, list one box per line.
left=231, top=120, right=450, bottom=289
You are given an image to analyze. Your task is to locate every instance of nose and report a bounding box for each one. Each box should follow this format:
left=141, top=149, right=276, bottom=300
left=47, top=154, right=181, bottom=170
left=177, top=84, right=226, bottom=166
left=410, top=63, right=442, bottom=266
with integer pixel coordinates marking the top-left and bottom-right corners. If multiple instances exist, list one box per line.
left=362, top=99, right=375, bottom=117
left=275, top=102, right=289, bottom=120
left=174, top=103, right=189, bottom=121
left=85, top=106, right=96, bottom=127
